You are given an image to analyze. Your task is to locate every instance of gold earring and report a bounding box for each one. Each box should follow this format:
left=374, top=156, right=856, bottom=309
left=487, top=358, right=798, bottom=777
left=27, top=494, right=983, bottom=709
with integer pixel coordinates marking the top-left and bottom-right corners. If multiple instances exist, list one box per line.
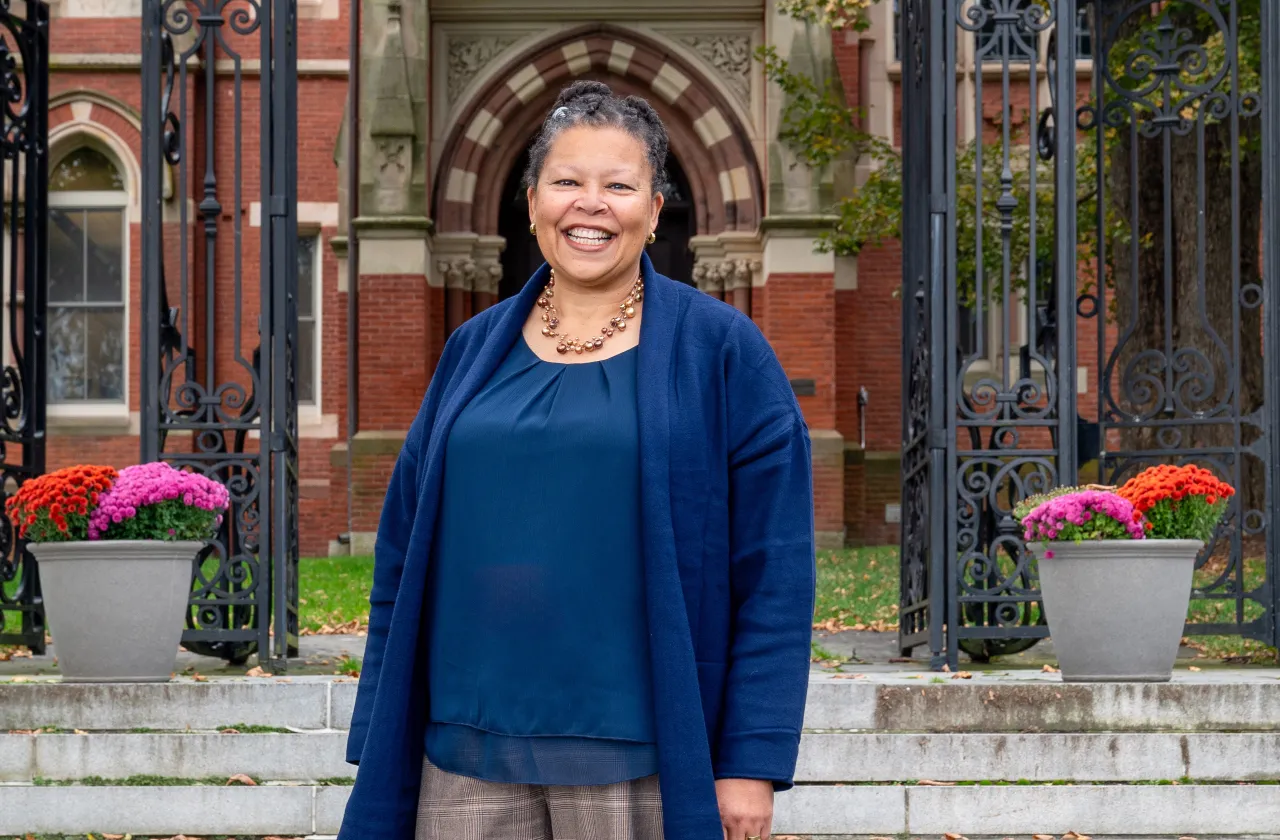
left=647, top=231, right=656, bottom=244
left=529, top=223, right=537, bottom=235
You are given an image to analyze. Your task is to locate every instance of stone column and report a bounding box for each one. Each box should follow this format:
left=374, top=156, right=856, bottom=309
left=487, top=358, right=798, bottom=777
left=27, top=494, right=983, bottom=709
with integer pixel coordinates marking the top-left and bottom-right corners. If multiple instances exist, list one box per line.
left=762, top=0, right=845, bottom=549
left=472, top=234, right=506, bottom=313
left=330, top=0, right=435, bottom=554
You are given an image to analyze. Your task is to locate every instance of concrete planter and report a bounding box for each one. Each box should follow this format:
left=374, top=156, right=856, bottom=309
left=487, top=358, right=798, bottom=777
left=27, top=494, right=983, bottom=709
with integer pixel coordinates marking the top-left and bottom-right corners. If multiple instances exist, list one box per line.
left=28, top=540, right=203, bottom=683
left=1030, top=539, right=1202, bottom=682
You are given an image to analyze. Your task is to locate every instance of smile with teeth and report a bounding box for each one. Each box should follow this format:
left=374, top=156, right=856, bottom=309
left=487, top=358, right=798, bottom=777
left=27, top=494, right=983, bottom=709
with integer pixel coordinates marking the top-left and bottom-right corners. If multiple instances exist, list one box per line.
left=565, top=227, right=616, bottom=245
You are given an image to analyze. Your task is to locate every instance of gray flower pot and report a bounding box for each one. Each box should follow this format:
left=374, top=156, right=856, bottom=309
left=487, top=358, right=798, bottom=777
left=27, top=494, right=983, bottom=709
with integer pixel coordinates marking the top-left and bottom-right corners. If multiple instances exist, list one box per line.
left=1030, top=539, right=1202, bottom=682
left=28, top=540, right=203, bottom=683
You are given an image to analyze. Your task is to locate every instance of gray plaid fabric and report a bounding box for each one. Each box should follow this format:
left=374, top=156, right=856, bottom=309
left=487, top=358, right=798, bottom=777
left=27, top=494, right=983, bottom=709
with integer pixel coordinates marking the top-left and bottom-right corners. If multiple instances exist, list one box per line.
left=416, top=756, right=664, bottom=840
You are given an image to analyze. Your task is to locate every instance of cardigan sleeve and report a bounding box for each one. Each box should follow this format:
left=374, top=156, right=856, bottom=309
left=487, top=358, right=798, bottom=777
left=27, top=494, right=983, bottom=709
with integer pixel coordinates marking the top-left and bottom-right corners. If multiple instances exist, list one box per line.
left=344, top=334, right=464, bottom=766
left=713, top=315, right=817, bottom=790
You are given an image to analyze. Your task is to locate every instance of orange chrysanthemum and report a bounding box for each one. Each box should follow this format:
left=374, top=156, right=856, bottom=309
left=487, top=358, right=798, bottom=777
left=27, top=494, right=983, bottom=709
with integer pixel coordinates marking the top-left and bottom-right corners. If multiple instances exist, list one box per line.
left=1116, top=463, right=1234, bottom=515
left=5, top=464, right=118, bottom=542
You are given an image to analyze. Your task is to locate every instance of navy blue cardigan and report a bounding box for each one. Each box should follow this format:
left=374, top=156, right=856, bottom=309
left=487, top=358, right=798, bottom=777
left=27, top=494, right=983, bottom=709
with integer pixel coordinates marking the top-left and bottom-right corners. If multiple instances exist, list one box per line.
left=338, top=254, right=816, bottom=839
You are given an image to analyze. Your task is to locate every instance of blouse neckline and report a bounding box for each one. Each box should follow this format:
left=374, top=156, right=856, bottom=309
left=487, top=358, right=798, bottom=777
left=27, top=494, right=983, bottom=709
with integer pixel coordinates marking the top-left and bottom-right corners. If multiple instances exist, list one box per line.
left=517, top=332, right=640, bottom=367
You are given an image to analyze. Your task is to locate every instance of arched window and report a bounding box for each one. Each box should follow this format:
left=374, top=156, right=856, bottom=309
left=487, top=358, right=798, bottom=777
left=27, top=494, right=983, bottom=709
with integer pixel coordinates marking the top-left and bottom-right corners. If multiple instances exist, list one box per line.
left=48, top=146, right=127, bottom=404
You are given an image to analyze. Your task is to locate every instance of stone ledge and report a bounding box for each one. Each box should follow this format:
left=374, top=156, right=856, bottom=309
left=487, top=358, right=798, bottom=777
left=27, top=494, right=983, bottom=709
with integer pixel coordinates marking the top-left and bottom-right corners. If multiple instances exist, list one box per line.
left=329, top=430, right=408, bottom=465
left=7, top=673, right=1280, bottom=734
left=805, top=672, right=1280, bottom=732
left=0, top=731, right=352, bottom=783
left=0, top=680, right=340, bottom=731
left=796, top=732, right=1280, bottom=783
left=0, top=785, right=316, bottom=834
left=906, top=784, right=1280, bottom=836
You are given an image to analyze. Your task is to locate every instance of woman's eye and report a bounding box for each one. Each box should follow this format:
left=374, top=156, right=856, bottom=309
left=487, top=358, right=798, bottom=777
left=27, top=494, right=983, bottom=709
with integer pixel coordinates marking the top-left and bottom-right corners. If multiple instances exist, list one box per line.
left=608, top=183, right=634, bottom=191
left=555, top=179, right=578, bottom=186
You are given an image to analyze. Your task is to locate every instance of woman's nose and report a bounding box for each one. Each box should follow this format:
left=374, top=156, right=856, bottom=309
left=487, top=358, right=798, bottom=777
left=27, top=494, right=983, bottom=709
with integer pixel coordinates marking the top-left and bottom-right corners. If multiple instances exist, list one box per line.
left=573, top=185, right=608, bottom=213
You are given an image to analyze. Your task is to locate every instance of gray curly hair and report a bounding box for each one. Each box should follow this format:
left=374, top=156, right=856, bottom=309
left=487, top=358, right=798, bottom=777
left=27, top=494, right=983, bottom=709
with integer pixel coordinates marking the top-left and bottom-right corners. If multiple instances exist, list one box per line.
left=523, top=80, right=670, bottom=194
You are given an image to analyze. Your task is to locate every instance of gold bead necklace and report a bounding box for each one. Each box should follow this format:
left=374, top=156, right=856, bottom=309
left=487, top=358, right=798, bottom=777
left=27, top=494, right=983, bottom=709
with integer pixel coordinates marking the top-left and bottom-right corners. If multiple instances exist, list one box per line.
left=537, top=268, right=644, bottom=355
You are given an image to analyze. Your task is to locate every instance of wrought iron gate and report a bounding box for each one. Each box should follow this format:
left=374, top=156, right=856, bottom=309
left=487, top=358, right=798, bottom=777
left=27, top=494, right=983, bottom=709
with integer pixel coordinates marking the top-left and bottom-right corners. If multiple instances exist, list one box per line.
left=901, top=0, right=1280, bottom=669
left=0, top=0, right=47, bottom=654
left=140, top=0, right=300, bottom=670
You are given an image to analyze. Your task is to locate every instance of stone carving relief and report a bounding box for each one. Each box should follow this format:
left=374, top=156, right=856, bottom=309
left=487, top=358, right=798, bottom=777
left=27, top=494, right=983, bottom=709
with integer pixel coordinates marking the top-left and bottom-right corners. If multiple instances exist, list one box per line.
left=371, top=137, right=413, bottom=214
left=677, top=35, right=752, bottom=107
left=692, top=257, right=760, bottom=294
left=447, top=36, right=519, bottom=105
left=436, top=256, right=502, bottom=293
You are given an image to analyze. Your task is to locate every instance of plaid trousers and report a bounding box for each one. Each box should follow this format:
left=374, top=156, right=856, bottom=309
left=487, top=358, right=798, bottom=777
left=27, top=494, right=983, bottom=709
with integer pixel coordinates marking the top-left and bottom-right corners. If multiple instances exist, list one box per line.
left=415, top=756, right=665, bottom=840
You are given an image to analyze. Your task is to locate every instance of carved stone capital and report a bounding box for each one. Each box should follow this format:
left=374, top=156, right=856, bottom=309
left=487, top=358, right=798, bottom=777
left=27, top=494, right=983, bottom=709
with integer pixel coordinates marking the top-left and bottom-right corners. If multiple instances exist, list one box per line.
left=437, top=257, right=478, bottom=291
left=692, top=256, right=761, bottom=293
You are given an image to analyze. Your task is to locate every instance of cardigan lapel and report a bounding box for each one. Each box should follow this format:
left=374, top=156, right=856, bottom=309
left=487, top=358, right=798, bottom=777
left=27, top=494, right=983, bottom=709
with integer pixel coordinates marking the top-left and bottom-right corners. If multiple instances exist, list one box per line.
left=635, top=255, right=724, bottom=838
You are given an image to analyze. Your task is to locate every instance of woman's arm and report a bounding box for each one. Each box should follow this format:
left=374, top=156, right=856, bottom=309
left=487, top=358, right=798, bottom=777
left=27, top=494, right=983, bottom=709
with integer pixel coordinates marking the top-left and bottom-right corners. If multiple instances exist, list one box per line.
left=714, top=315, right=817, bottom=788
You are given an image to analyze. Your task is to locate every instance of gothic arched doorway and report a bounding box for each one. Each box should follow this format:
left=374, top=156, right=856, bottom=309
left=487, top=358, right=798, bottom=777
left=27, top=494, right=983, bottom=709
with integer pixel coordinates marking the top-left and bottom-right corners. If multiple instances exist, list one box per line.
left=497, top=146, right=697, bottom=300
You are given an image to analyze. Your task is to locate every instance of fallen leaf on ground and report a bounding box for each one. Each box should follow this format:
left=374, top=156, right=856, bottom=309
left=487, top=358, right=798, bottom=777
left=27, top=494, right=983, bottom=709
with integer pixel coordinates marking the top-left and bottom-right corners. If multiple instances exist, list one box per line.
left=9, top=730, right=36, bottom=735
left=831, top=673, right=868, bottom=679
left=1178, top=836, right=1198, bottom=840
left=103, top=834, right=125, bottom=839
left=73, top=729, right=88, bottom=735
left=1034, top=835, right=1055, bottom=839
left=944, top=832, right=967, bottom=840
left=1063, top=832, right=1092, bottom=840
left=221, top=728, right=241, bottom=734
left=1188, top=666, right=1202, bottom=672
left=952, top=671, right=974, bottom=679
left=193, top=674, right=208, bottom=683
left=1042, top=664, right=1060, bottom=673
left=918, top=779, right=956, bottom=786
left=11, top=649, right=31, bottom=659
left=226, top=773, right=257, bottom=786
left=245, top=666, right=273, bottom=678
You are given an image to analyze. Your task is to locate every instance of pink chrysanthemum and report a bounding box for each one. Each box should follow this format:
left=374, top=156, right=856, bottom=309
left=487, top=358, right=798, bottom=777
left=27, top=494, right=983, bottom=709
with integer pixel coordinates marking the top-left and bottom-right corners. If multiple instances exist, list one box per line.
left=88, top=462, right=230, bottom=540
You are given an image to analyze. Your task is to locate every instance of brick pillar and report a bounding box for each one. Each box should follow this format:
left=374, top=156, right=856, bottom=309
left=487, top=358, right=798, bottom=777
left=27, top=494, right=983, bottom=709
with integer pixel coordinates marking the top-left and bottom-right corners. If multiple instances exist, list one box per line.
left=759, top=221, right=844, bottom=549
left=329, top=219, right=437, bottom=554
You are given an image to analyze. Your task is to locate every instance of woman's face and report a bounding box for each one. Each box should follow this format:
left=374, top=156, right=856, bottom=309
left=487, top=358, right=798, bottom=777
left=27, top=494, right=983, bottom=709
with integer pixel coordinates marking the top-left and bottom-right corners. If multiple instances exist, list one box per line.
left=528, top=124, right=664, bottom=287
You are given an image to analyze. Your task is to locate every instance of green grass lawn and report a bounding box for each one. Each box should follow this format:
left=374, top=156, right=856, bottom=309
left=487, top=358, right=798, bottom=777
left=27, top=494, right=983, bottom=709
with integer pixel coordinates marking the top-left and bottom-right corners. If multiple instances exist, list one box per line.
left=297, top=555, right=374, bottom=634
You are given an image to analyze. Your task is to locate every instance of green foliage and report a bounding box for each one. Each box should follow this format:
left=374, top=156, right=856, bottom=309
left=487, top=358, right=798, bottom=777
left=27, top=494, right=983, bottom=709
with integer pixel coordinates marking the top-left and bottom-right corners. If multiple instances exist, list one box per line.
left=23, top=509, right=91, bottom=543
left=99, top=498, right=220, bottom=542
left=776, top=0, right=878, bottom=32
left=1144, top=496, right=1229, bottom=543
left=1044, top=510, right=1136, bottom=544
left=759, top=0, right=1263, bottom=308
left=1012, top=485, right=1099, bottom=522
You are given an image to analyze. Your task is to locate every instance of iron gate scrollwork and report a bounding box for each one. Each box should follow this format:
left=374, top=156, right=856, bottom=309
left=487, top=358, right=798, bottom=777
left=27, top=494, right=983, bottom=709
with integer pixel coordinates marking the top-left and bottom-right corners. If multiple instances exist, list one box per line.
left=140, top=0, right=300, bottom=670
left=900, top=0, right=1280, bottom=669
left=0, top=0, right=47, bottom=654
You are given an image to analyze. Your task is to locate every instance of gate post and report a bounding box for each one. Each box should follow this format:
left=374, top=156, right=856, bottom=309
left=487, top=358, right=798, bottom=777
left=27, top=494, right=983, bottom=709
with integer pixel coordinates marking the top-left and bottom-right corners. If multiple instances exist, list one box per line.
left=140, top=0, right=301, bottom=669
left=0, top=0, right=50, bottom=654
left=1261, top=0, right=1280, bottom=650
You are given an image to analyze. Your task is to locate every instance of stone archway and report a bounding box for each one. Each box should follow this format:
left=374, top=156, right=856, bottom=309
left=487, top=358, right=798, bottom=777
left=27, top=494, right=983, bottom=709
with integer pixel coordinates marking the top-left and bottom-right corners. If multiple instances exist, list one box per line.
left=432, top=24, right=763, bottom=329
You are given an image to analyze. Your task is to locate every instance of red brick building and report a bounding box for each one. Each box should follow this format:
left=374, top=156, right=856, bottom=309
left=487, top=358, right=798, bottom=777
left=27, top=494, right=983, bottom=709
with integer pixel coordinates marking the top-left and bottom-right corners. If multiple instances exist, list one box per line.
left=43, top=0, right=1080, bottom=556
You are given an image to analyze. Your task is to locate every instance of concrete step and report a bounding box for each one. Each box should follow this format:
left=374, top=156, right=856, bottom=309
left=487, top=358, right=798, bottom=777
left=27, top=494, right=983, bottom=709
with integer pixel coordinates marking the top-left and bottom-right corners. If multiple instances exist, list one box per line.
left=3, top=730, right=1278, bottom=784
left=3, top=782, right=1280, bottom=836
left=4, top=670, right=1280, bottom=732
left=3, top=671, right=1279, bottom=836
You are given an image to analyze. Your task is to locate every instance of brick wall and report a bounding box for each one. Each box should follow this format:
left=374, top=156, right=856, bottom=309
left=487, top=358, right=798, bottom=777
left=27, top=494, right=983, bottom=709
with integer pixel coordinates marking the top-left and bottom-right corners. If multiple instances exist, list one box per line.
left=43, top=8, right=350, bottom=557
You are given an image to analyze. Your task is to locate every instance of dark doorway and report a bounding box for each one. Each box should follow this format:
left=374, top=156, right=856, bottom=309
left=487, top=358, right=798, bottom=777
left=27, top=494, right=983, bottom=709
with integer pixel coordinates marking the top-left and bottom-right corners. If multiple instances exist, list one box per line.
left=498, top=145, right=697, bottom=299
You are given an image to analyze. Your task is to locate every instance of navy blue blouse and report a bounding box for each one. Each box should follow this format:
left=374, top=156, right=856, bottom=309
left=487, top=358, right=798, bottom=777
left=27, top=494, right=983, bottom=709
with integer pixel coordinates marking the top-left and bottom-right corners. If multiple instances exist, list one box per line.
left=424, top=334, right=657, bottom=785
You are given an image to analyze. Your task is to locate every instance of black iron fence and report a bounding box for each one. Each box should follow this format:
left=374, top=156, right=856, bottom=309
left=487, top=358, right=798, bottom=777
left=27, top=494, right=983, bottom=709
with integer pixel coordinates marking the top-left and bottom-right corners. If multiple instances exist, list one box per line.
left=140, top=0, right=300, bottom=670
left=901, top=0, right=1280, bottom=669
left=0, top=0, right=48, bottom=654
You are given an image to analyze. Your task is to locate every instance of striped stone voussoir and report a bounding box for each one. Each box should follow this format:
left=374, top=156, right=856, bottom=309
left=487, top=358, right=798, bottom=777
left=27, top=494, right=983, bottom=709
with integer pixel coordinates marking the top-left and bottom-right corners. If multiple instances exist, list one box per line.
left=438, top=29, right=759, bottom=235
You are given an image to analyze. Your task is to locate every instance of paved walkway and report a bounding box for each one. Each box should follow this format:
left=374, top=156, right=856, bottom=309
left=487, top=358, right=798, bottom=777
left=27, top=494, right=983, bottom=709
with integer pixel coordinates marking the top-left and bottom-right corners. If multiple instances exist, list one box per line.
left=0, top=628, right=1244, bottom=679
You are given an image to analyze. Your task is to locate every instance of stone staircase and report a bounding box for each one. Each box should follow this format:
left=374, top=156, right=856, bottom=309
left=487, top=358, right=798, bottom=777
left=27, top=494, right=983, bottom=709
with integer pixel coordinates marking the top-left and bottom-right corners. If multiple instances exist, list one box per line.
left=1, top=669, right=1279, bottom=837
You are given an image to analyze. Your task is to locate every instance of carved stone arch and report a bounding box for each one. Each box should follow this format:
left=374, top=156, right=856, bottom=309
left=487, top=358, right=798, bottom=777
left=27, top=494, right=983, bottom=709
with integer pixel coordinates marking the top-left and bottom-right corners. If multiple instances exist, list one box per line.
left=433, top=24, right=763, bottom=239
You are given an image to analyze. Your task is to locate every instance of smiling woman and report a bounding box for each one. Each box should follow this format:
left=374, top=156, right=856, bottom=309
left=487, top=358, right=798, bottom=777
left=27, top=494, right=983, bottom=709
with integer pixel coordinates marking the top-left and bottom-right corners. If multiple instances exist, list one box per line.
left=338, top=81, right=815, bottom=840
